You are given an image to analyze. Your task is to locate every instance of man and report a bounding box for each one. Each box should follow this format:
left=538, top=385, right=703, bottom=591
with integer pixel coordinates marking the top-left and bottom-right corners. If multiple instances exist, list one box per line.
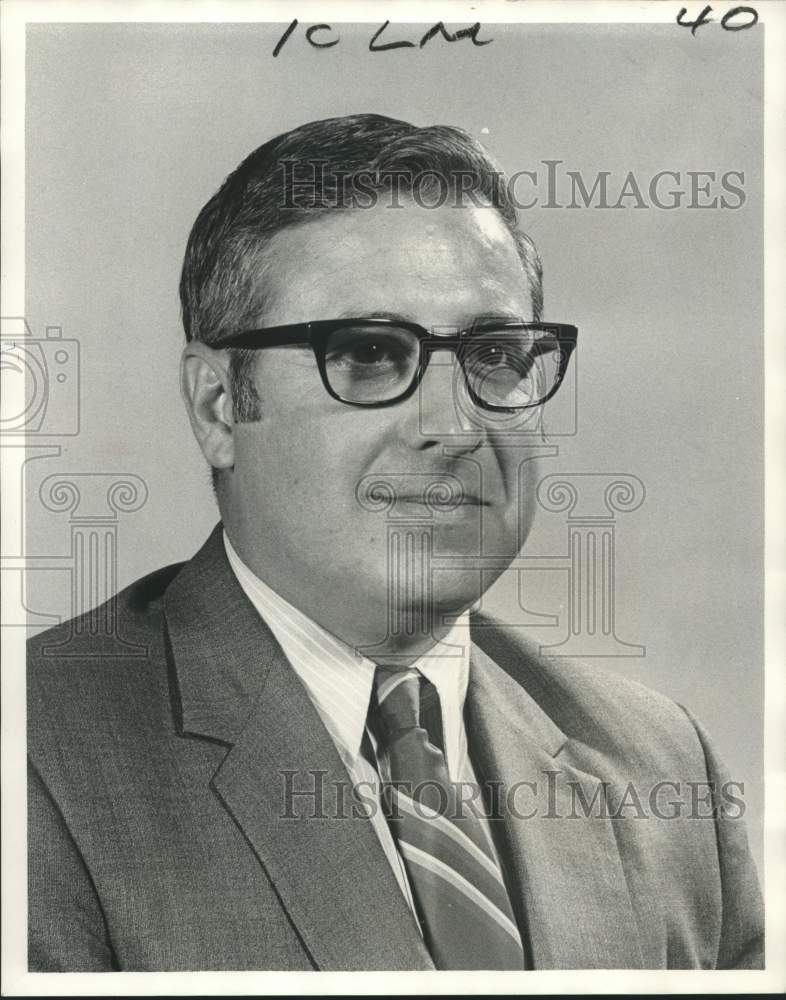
left=27, top=114, right=764, bottom=971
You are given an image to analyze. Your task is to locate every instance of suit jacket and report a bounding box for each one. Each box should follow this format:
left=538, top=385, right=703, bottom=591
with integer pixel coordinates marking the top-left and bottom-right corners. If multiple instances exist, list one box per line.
left=27, top=525, right=764, bottom=971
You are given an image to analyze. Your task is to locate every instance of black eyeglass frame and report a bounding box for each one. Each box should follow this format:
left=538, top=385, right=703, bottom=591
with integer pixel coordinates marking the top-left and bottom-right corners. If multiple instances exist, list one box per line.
left=213, top=318, right=578, bottom=411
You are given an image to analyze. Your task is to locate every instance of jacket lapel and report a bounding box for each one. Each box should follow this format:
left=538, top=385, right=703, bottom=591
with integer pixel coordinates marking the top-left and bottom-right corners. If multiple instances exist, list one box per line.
left=163, top=525, right=433, bottom=971
left=467, top=629, right=645, bottom=970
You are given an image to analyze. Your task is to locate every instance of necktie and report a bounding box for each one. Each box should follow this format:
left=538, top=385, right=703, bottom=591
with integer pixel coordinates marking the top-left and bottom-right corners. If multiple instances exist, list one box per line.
left=370, top=667, right=525, bottom=970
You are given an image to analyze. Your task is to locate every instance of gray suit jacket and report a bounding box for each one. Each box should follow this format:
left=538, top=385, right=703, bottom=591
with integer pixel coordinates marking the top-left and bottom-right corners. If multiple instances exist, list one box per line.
left=27, top=525, right=764, bottom=970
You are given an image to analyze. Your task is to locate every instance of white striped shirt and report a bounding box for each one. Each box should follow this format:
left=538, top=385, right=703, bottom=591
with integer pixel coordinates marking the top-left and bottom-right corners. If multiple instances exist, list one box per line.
left=223, top=529, right=486, bottom=913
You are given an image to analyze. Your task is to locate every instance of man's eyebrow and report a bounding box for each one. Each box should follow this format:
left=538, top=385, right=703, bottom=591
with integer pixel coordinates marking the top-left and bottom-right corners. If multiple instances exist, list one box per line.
left=333, top=310, right=530, bottom=326
left=335, top=309, right=413, bottom=323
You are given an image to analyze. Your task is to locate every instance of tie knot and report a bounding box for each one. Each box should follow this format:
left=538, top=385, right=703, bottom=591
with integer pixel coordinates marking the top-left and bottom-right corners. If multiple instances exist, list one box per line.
left=371, top=667, right=445, bottom=753
left=374, top=668, right=421, bottom=735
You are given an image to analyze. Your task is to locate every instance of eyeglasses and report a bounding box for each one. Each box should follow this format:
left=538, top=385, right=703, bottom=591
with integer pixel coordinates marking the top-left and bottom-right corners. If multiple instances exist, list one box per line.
left=214, top=318, right=577, bottom=411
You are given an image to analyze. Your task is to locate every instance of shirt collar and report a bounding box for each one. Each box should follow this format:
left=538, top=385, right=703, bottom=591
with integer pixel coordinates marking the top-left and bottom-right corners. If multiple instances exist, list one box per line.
left=223, top=530, right=471, bottom=777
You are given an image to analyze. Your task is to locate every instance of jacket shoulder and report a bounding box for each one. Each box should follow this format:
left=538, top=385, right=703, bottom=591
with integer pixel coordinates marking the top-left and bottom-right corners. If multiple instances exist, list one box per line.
left=27, top=561, right=186, bottom=760
left=471, top=615, right=705, bottom=769
left=27, top=561, right=184, bottom=660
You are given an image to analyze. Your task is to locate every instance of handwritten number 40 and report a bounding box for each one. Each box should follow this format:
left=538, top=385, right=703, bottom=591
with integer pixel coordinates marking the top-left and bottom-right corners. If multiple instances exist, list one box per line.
left=677, top=5, right=758, bottom=35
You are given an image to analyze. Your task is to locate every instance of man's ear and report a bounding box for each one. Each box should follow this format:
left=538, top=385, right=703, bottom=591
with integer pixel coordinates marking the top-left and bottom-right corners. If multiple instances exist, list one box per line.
left=180, top=341, right=236, bottom=472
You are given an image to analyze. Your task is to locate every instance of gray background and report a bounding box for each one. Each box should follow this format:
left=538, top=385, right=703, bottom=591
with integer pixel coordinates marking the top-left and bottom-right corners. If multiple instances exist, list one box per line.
left=23, top=23, right=763, bottom=872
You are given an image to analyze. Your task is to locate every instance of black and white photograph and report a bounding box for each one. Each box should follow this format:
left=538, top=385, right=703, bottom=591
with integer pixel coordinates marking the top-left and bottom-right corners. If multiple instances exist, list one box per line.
left=1, top=0, right=784, bottom=994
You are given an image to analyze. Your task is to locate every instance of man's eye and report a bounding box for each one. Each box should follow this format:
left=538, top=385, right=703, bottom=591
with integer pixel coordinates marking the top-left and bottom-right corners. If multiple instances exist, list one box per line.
left=485, top=345, right=514, bottom=366
left=347, top=340, right=393, bottom=365
left=327, top=335, right=409, bottom=369
left=479, top=345, right=535, bottom=376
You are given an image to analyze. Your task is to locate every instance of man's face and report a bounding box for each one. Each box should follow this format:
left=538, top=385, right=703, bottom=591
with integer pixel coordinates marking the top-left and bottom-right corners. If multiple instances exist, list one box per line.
left=226, top=199, right=539, bottom=648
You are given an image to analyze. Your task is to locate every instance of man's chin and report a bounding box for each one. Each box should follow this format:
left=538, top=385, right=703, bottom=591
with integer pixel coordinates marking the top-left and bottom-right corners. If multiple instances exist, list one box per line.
left=362, top=561, right=490, bottom=616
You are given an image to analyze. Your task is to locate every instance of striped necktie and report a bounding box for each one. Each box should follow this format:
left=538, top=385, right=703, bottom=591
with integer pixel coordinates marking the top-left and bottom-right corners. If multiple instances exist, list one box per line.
left=370, top=666, right=525, bottom=970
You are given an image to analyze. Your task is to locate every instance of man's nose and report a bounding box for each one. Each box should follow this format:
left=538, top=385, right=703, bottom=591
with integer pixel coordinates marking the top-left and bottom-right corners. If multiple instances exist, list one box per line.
left=411, top=348, right=488, bottom=449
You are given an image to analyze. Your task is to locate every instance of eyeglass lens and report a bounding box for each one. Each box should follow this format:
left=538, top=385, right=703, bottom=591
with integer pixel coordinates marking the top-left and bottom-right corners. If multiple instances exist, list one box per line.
left=323, top=324, right=564, bottom=408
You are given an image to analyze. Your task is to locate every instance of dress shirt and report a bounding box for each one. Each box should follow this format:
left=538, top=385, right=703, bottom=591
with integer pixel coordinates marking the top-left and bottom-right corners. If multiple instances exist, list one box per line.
left=223, top=530, right=498, bottom=917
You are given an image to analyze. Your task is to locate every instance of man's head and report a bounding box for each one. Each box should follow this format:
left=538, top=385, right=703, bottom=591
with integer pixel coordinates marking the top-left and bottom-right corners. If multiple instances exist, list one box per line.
left=180, top=113, right=546, bottom=654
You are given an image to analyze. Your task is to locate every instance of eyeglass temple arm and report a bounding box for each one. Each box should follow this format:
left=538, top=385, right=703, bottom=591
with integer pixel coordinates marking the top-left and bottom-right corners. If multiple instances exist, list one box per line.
left=212, top=326, right=313, bottom=350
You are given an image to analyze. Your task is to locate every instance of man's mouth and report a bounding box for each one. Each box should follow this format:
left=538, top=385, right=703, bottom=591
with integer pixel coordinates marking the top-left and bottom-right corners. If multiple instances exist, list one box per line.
left=394, top=494, right=488, bottom=507
left=356, top=473, right=492, bottom=514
